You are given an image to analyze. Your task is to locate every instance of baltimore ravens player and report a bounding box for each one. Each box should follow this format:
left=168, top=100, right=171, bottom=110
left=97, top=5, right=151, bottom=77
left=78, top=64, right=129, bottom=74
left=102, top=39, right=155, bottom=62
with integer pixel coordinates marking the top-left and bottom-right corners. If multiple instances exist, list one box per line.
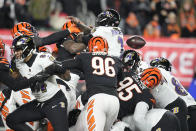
left=141, top=57, right=189, bottom=131
left=6, top=36, right=69, bottom=131
left=0, top=38, right=50, bottom=131
left=69, top=9, right=124, bottom=58
left=150, top=57, right=196, bottom=131
left=114, top=50, right=181, bottom=131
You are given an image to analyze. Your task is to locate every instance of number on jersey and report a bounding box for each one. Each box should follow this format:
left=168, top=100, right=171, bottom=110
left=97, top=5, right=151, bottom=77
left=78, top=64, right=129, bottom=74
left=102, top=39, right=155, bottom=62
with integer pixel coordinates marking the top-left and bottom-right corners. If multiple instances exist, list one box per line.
left=118, top=77, right=142, bottom=101
left=91, top=56, right=116, bottom=77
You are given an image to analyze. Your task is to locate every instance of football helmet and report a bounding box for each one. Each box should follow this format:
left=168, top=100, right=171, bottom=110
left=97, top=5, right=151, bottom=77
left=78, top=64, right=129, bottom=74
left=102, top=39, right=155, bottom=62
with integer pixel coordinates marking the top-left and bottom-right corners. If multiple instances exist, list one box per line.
left=96, top=9, right=120, bottom=27
left=12, top=36, right=35, bottom=59
left=11, top=22, right=38, bottom=39
left=150, top=57, right=172, bottom=72
left=141, top=67, right=162, bottom=89
left=0, top=38, right=5, bottom=57
left=88, top=36, right=108, bottom=53
left=121, top=50, right=141, bottom=72
left=62, top=20, right=80, bottom=40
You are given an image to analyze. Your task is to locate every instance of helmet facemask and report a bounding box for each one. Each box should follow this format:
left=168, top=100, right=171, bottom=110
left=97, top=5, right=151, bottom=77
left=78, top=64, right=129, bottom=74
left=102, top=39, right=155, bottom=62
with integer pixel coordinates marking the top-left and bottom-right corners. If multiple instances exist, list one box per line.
left=122, top=50, right=141, bottom=72
left=12, top=37, right=35, bottom=61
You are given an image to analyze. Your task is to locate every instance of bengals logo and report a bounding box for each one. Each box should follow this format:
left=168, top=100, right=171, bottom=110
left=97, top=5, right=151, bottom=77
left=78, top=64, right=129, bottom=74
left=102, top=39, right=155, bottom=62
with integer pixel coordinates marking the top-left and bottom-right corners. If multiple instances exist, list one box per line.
left=88, top=36, right=108, bottom=53
left=141, top=67, right=162, bottom=89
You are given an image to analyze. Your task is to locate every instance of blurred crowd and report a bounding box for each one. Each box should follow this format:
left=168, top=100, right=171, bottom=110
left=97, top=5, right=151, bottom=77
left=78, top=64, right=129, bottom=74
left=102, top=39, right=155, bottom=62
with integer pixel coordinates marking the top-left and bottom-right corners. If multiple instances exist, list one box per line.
left=0, top=0, right=196, bottom=38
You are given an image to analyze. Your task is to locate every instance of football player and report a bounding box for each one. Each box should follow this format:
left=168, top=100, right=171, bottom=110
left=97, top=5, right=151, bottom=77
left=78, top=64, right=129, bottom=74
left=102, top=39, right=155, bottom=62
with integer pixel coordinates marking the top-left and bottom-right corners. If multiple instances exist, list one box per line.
left=69, top=9, right=124, bottom=58
left=150, top=57, right=196, bottom=131
left=141, top=57, right=189, bottom=131
left=56, top=35, right=123, bottom=131
left=6, top=36, right=69, bottom=131
left=115, top=50, right=180, bottom=131
left=0, top=38, right=49, bottom=131
left=11, top=22, right=81, bottom=48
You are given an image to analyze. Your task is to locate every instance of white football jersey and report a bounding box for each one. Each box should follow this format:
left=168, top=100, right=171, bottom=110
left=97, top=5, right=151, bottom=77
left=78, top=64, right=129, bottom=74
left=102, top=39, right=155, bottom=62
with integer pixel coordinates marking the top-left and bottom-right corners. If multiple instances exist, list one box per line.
left=92, top=26, right=124, bottom=58
left=161, top=69, right=196, bottom=107
left=151, top=68, right=179, bottom=108
left=16, top=52, right=60, bottom=102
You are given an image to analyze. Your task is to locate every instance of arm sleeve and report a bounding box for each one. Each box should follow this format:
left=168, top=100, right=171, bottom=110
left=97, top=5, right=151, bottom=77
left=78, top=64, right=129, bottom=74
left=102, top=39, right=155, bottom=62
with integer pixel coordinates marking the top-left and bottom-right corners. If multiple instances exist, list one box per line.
left=62, top=57, right=81, bottom=69
left=0, top=71, right=36, bottom=91
left=133, top=102, right=149, bottom=131
left=35, top=30, right=71, bottom=46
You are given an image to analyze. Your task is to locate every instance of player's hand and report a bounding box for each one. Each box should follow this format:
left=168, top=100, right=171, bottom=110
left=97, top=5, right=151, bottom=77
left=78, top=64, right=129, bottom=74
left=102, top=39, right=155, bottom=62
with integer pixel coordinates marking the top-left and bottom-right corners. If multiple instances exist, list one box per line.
left=67, top=16, right=82, bottom=25
left=33, top=72, right=50, bottom=82
left=53, top=60, right=67, bottom=74
left=67, top=25, right=81, bottom=34
left=32, top=35, right=43, bottom=47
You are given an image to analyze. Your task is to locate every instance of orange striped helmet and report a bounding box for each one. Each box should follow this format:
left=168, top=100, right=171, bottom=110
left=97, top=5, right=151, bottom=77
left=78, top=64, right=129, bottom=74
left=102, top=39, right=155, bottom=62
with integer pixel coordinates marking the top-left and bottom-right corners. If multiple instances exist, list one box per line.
left=0, top=38, right=5, bottom=57
left=11, top=22, right=38, bottom=39
left=141, top=67, right=162, bottom=89
left=88, top=36, right=108, bottom=53
left=62, top=20, right=80, bottom=40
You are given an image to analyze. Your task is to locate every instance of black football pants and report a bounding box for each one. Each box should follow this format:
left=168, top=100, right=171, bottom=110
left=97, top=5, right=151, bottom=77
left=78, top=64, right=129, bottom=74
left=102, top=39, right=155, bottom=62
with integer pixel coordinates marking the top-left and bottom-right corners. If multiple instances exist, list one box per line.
left=6, top=90, right=68, bottom=131
left=152, top=111, right=181, bottom=131
left=187, top=105, right=196, bottom=131
left=165, top=97, right=189, bottom=131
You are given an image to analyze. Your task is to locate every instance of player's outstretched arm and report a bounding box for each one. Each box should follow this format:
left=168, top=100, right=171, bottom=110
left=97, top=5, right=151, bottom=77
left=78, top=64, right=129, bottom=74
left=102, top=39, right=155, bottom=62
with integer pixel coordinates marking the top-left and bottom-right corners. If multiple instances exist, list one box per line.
left=67, top=16, right=92, bottom=35
left=33, top=26, right=81, bottom=47
left=0, top=70, right=48, bottom=91
left=133, top=102, right=149, bottom=131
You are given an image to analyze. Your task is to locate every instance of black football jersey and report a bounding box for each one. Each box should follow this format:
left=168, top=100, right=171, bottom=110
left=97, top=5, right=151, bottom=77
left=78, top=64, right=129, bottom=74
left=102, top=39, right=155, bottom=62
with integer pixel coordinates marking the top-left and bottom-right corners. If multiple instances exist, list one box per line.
left=117, top=71, right=154, bottom=119
left=56, top=38, right=82, bottom=76
left=62, top=52, right=123, bottom=100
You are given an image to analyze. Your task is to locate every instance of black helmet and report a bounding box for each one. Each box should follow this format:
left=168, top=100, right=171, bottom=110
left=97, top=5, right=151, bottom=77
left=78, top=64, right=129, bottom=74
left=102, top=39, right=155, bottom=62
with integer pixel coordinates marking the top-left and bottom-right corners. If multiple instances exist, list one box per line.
left=96, top=9, right=120, bottom=27
left=12, top=36, right=35, bottom=59
left=121, top=50, right=141, bottom=72
left=150, top=57, right=172, bottom=71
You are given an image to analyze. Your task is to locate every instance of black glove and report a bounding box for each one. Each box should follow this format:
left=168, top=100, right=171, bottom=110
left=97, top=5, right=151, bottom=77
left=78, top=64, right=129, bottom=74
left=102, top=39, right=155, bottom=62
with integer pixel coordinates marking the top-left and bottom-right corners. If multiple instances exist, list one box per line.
left=68, top=109, right=81, bottom=127
left=33, top=72, right=50, bottom=83
left=45, top=61, right=66, bottom=75
left=32, top=36, right=43, bottom=47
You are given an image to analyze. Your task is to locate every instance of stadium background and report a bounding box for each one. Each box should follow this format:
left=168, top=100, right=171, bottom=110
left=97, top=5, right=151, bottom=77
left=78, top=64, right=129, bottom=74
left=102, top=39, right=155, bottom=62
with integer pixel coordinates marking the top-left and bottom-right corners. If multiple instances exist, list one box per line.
left=0, top=0, right=196, bottom=130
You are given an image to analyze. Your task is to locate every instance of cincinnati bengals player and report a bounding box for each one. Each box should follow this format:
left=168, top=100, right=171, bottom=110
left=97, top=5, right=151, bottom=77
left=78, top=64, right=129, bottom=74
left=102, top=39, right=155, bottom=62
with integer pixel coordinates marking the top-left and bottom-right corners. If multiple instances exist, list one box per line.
left=150, top=57, right=196, bottom=131
left=6, top=36, right=69, bottom=131
left=141, top=57, right=189, bottom=131
left=115, top=50, right=180, bottom=131
left=56, top=36, right=123, bottom=131
left=11, top=22, right=81, bottom=47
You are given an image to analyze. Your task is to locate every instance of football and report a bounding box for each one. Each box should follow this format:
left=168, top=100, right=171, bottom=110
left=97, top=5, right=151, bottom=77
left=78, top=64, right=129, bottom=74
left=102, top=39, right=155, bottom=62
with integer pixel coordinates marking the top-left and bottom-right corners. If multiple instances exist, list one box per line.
left=126, top=35, right=146, bottom=49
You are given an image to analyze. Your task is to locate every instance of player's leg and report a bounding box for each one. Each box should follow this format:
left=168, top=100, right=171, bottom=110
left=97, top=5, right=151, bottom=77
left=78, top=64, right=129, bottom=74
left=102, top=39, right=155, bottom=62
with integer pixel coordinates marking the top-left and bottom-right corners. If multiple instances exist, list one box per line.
left=13, top=89, right=39, bottom=130
left=187, top=105, right=196, bottom=131
left=6, top=100, right=43, bottom=131
left=165, top=97, right=189, bottom=131
left=75, top=93, right=119, bottom=131
left=0, top=90, right=16, bottom=131
left=151, top=111, right=181, bottom=131
left=104, top=94, right=119, bottom=131
left=44, top=90, right=68, bottom=131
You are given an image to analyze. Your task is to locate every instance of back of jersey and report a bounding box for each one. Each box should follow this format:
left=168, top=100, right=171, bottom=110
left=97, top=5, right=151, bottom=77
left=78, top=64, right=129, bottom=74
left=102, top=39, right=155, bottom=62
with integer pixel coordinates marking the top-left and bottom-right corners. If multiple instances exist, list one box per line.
left=77, top=52, right=123, bottom=100
left=117, top=71, right=154, bottom=119
left=92, top=26, right=124, bottom=58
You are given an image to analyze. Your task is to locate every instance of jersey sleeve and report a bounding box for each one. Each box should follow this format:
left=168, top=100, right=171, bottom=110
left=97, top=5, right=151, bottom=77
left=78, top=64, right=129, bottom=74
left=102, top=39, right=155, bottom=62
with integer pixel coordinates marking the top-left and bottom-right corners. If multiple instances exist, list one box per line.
left=0, top=70, right=36, bottom=91
left=62, top=54, right=82, bottom=70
